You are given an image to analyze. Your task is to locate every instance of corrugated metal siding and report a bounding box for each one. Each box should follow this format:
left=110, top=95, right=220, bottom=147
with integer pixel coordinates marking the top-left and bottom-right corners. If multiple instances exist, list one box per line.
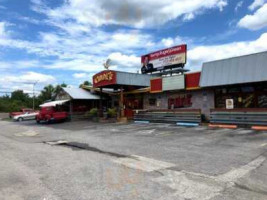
left=200, top=51, right=267, bottom=87
left=63, top=88, right=100, bottom=100
left=162, top=75, right=185, bottom=91
left=116, top=71, right=151, bottom=87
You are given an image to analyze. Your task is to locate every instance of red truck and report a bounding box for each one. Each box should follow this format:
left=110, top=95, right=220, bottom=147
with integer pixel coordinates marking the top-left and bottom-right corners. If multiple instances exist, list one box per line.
left=9, top=108, right=35, bottom=118
left=36, top=106, right=69, bottom=123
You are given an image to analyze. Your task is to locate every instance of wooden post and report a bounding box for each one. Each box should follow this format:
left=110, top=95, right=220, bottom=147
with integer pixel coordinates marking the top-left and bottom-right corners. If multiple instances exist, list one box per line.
left=99, top=87, right=103, bottom=117
left=69, top=100, right=73, bottom=121
left=120, top=86, right=124, bottom=118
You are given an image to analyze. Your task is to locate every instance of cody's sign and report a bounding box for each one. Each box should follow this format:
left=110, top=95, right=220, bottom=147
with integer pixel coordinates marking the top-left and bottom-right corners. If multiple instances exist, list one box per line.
left=93, top=71, right=117, bottom=87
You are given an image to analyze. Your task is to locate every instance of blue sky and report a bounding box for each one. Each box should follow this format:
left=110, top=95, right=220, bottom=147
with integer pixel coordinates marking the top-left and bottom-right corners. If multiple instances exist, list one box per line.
left=0, top=0, right=267, bottom=94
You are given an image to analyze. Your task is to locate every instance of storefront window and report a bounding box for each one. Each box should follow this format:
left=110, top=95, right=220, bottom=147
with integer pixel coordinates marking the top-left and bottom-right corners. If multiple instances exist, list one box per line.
left=168, top=94, right=192, bottom=109
left=241, top=87, right=254, bottom=93
left=242, top=94, right=255, bottom=108
left=214, top=84, right=267, bottom=109
left=258, top=95, right=267, bottom=108
left=228, top=87, right=240, bottom=93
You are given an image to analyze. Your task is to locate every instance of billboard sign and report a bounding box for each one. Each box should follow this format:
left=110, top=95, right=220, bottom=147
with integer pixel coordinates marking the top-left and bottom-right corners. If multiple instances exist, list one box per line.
left=141, top=44, right=187, bottom=74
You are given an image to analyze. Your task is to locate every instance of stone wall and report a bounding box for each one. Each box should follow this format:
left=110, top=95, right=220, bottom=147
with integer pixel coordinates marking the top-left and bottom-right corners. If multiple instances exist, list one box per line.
left=143, top=89, right=215, bottom=119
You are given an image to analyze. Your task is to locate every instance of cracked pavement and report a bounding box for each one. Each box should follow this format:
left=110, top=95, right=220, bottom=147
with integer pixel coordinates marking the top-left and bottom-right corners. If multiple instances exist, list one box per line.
left=0, top=120, right=267, bottom=200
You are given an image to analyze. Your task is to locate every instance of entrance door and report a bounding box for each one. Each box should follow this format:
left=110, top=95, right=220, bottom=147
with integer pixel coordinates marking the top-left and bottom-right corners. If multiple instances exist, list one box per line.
left=124, top=95, right=143, bottom=119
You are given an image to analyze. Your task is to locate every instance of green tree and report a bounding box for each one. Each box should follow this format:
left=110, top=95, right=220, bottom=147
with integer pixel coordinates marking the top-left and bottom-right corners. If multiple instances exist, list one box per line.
left=37, top=83, right=68, bottom=104
left=80, top=81, right=92, bottom=88
left=11, top=90, right=29, bottom=102
left=54, top=83, right=68, bottom=96
left=39, top=85, right=55, bottom=102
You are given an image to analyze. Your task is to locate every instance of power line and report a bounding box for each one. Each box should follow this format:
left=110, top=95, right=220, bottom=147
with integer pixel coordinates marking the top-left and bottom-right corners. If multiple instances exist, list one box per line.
left=0, top=91, right=40, bottom=94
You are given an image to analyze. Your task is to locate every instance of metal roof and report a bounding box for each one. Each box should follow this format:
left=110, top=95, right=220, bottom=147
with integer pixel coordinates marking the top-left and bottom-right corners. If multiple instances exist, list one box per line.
left=200, top=51, right=267, bottom=87
left=40, top=100, right=70, bottom=107
left=63, top=88, right=100, bottom=100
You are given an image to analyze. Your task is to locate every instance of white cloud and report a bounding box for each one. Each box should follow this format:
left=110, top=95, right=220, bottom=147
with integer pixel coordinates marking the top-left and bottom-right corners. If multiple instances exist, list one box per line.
left=31, top=0, right=228, bottom=28
left=235, top=1, right=243, bottom=12
left=0, top=21, right=8, bottom=38
left=161, top=36, right=187, bottom=48
left=0, top=60, right=40, bottom=70
left=73, top=73, right=88, bottom=78
left=248, top=0, right=266, bottom=11
left=0, top=72, right=56, bottom=94
left=108, top=52, right=140, bottom=71
left=0, top=27, right=152, bottom=61
left=2, top=71, right=56, bottom=84
left=18, top=16, right=41, bottom=25
left=238, top=3, right=267, bottom=30
left=183, top=13, right=195, bottom=21
left=187, top=32, right=267, bottom=71
left=161, top=38, right=175, bottom=47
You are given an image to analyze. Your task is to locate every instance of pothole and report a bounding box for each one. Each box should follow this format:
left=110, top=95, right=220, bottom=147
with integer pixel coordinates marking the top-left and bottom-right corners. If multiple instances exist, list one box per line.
left=43, top=140, right=128, bottom=158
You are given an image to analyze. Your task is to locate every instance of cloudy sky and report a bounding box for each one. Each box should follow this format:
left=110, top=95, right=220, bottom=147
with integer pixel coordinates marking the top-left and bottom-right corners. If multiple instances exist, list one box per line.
left=0, top=0, right=267, bottom=93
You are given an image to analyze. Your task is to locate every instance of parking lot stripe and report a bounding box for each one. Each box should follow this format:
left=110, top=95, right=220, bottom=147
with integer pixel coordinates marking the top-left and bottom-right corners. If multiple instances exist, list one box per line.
left=216, top=156, right=266, bottom=183
left=112, top=155, right=176, bottom=172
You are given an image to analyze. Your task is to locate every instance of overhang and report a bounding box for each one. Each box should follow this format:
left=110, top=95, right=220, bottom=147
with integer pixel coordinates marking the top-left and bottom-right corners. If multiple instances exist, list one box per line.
left=40, top=100, right=70, bottom=107
left=93, top=70, right=152, bottom=89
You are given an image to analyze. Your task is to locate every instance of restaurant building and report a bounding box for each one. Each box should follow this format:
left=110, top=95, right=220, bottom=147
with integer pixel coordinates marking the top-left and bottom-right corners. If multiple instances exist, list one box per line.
left=91, top=47, right=267, bottom=126
left=200, top=51, right=267, bottom=109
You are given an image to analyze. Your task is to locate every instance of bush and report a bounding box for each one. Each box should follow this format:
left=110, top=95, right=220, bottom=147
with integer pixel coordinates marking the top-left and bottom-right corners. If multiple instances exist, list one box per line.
left=84, top=108, right=98, bottom=118
left=107, top=108, right=117, bottom=118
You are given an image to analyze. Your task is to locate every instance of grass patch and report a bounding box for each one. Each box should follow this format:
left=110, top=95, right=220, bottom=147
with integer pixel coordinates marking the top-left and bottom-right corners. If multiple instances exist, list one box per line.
left=1, top=118, right=12, bottom=121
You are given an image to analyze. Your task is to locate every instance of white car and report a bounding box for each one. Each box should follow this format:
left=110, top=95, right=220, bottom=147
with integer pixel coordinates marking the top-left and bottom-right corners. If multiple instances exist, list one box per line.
left=13, top=112, right=39, bottom=122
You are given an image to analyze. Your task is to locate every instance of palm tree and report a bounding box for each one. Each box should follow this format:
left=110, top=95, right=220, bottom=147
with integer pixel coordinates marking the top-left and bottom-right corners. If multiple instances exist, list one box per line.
left=40, top=84, right=55, bottom=102
left=39, top=83, right=68, bottom=103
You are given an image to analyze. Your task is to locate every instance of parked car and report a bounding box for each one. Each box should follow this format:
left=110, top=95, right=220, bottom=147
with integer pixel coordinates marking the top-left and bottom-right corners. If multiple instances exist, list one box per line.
left=36, top=106, right=69, bottom=123
left=13, top=112, right=39, bottom=122
left=9, top=108, right=35, bottom=118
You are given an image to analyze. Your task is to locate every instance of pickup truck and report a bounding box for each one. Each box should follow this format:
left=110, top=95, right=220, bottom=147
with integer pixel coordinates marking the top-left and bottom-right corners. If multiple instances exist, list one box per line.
left=36, top=106, right=69, bottom=123
left=9, top=108, right=35, bottom=118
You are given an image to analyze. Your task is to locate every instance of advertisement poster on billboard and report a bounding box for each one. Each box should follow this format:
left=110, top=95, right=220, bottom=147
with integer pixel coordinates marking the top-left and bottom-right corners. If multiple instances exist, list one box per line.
left=141, top=44, right=187, bottom=74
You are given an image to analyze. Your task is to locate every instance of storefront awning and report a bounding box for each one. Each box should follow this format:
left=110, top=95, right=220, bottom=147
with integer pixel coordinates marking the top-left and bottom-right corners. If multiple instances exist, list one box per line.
left=93, top=70, right=152, bottom=89
left=40, top=100, right=70, bottom=107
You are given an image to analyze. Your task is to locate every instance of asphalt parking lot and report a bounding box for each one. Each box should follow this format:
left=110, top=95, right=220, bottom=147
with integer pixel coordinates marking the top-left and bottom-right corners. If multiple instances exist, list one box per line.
left=0, top=120, right=267, bottom=200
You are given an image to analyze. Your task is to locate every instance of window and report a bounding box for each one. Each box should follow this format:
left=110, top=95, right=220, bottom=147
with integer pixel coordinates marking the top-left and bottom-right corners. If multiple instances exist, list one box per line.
left=168, top=94, right=192, bottom=109
left=149, top=98, right=156, bottom=106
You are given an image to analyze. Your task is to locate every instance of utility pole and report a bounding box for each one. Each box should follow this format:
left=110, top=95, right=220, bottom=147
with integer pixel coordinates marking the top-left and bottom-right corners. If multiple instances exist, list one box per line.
left=33, top=81, right=39, bottom=110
